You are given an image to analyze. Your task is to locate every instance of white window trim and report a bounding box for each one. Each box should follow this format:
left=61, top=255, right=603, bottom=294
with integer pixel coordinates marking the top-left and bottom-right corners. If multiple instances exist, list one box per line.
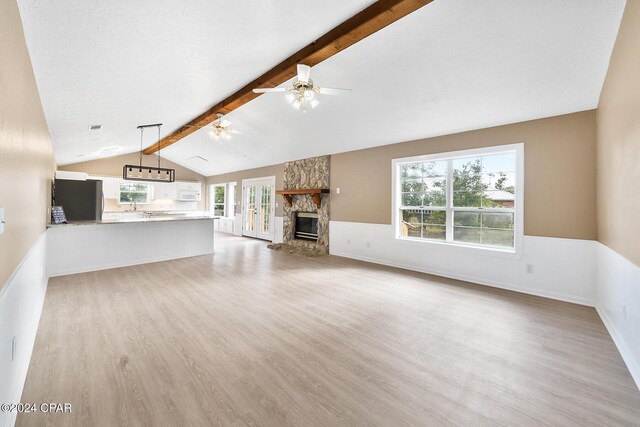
left=211, top=184, right=226, bottom=217
left=227, top=182, right=237, bottom=218
left=391, top=143, right=524, bottom=258
left=117, top=182, right=152, bottom=205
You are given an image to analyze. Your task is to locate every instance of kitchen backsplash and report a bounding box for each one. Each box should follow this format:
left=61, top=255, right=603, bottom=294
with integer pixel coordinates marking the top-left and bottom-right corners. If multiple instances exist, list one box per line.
left=103, top=198, right=198, bottom=213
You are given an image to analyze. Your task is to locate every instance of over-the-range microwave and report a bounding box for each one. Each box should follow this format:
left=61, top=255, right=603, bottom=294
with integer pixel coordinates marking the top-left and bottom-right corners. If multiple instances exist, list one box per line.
left=178, top=190, right=200, bottom=201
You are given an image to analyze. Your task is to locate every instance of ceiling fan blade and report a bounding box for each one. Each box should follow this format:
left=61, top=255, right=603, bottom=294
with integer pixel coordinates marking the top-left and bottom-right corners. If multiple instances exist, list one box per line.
left=219, top=120, right=231, bottom=128
left=253, top=87, right=287, bottom=93
left=297, top=64, right=311, bottom=83
left=318, top=87, right=352, bottom=96
left=230, top=130, right=242, bottom=135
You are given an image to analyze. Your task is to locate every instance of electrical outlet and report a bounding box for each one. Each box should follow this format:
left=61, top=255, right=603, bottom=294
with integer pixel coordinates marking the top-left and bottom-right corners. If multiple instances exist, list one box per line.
left=336, top=187, right=341, bottom=194
left=366, top=241, right=371, bottom=248
left=623, top=305, right=628, bottom=320
left=526, top=264, right=534, bottom=274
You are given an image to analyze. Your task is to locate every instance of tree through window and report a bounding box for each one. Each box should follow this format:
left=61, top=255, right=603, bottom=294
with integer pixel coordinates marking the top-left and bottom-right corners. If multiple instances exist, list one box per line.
left=395, top=145, right=521, bottom=250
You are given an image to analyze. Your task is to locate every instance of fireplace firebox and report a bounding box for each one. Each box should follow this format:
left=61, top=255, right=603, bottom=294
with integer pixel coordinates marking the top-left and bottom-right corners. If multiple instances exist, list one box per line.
left=294, top=212, right=318, bottom=241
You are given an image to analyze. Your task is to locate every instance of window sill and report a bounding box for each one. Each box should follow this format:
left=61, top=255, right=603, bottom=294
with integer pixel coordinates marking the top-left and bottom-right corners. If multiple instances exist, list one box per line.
left=117, top=202, right=151, bottom=205
left=395, top=236, right=523, bottom=259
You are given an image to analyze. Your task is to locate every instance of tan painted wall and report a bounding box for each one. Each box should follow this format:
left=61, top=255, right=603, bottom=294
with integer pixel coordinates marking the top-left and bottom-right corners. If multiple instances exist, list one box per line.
left=597, top=0, right=640, bottom=266
left=59, top=152, right=207, bottom=210
left=206, top=164, right=285, bottom=216
left=0, top=0, right=55, bottom=293
left=331, top=110, right=597, bottom=240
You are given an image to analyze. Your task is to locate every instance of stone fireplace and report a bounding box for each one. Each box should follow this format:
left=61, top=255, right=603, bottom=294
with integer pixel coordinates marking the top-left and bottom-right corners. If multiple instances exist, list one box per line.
left=281, top=156, right=329, bottom=252
left=294, top=212, right=319, bottom=241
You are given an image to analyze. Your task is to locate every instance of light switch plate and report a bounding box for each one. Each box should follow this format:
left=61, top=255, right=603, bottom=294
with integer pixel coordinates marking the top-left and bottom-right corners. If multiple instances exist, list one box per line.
left=0, top=208, right=4, bottom=234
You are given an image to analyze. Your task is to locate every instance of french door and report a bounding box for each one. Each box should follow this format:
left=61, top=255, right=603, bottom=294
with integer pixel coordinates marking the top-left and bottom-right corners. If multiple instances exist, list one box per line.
left=242, top=177, right=275, bottom=240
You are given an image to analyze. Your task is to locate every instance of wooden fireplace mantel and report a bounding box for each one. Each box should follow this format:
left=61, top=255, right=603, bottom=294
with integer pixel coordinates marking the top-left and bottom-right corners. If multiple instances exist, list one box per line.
left=275, top=188, right=330, bottom=208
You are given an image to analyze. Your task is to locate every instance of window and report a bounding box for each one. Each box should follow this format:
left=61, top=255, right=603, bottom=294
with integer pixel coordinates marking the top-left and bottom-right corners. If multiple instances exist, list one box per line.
left=212, top=184, right=226, bottom=216
left=393, top=144, right=523, bottom=252
left=119, top=182, right=151, bottom=204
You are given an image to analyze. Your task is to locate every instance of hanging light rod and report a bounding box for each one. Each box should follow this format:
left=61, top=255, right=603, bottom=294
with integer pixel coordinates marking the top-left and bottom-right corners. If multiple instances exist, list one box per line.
left=137, top=123, right=163, bottom=129
left=123, top=123, right=176, bottom=182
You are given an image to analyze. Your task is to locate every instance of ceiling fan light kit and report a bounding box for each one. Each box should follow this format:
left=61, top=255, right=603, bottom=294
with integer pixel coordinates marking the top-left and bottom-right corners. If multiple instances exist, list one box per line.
left=209, top=113, right=233, bottom=141
left=123, top=123, right=176, bottom=182
left=254, top=64, right=350, bottom=114
left=185, top=112, right=235, bottom=141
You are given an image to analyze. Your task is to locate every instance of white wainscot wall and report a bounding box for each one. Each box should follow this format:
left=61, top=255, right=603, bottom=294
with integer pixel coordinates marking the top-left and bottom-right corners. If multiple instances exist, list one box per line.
left=596, top=243, right=640, bottom=387
left=233, top=214, right=242, bottom=236
left=48, top=219, right=214, bottom=277
left=214, top=217, right=235, bottom=234
left=273, top=216, right=284, bottom=244
left=0, top=233, right=48, bottom=427
left=329, top=221, right=597, bottom=306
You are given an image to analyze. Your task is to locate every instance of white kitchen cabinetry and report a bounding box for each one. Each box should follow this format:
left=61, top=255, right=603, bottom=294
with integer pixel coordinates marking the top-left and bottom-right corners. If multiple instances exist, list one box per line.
left=176, top=182, right=201, bottom=201
left=100, top=177, right=122, bottom=199
left=153, top=182, right=178, bottom=200
left=176, top=182, right=200, bottom=192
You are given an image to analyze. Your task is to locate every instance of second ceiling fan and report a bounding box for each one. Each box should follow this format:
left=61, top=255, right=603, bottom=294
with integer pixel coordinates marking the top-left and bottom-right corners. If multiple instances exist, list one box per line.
left=253, top=64, right=351, bottom=113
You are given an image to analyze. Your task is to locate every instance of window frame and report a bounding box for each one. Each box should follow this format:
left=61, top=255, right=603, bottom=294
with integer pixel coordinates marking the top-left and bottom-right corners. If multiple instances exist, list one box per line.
left=118, top=182, right=152, bottom=205
left=211, top=184, right=226, bottom=217
left=392, top=143, right=524, bottom=257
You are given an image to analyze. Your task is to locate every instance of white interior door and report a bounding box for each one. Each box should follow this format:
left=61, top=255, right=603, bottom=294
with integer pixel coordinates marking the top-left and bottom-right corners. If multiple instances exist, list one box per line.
left=242, top=177, right=275, bottom=240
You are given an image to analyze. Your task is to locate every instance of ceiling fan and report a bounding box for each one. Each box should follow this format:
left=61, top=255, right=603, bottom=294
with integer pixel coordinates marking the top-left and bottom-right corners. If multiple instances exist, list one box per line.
left=253, top=64, right=351, bottom=113
left=186, top=113, right=238, bottom=141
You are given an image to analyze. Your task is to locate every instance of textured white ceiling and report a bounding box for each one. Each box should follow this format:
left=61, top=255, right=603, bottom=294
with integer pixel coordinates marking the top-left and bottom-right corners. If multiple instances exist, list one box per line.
left=19, top=0, right=625, bottom=176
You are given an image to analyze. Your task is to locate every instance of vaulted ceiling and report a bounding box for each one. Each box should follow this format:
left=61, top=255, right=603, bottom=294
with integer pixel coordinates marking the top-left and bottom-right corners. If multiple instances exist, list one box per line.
left=18, top=0, right=625, bottom=176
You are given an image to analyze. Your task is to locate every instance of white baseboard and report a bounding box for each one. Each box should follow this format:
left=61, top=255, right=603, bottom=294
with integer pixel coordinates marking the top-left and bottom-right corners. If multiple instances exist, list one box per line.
left=595, top=242, right=640, bottom=390
left=596, top=305, right=640, bottom=389
left=0, top=232, right=49, bottom=427
left=329, top=220, right=640, bottom=390
left=329, top=221, right=597, bottom=306
left=330, top=249, right=595, bottom=306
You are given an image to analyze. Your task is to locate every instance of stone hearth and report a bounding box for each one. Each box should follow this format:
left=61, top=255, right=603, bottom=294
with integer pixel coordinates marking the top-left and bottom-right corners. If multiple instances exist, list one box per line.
left=281, top=156, right=329, bottom=252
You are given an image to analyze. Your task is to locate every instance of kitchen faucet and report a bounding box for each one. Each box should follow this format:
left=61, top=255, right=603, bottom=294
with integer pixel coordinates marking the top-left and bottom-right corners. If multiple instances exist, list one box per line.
left=130, top=201, right=137, bottom=211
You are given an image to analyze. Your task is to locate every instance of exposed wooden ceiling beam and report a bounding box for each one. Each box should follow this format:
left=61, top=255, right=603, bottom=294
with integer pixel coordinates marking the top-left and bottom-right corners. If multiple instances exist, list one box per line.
left=144, top=0, right=433, bottom=154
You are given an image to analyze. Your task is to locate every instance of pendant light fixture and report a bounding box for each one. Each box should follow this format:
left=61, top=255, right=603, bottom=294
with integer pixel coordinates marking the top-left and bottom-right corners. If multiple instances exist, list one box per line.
left=123, top=123, right=175, bottom=182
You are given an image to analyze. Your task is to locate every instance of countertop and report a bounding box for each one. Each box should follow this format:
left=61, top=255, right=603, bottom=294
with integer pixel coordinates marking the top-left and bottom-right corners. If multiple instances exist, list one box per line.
left=47, top=213, right=219, bottom=228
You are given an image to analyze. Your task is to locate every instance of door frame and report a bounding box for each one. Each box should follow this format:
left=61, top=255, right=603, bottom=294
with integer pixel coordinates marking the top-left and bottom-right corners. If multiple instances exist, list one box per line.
left=241, top=176, right=276, bottom=241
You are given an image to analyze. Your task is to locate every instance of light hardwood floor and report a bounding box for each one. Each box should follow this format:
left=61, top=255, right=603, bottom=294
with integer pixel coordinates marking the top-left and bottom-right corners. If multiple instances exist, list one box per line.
left=17, top=234, right=640, bottom=426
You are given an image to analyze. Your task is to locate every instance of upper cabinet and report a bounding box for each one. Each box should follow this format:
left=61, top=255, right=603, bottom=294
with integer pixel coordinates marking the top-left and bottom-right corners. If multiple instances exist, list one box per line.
left=153, top=182, right=178, bottom=200
left=88, top=175, right=201, bottom=202
left=176, top=182, right=201, bottom=201
left=101, top=177, right=122, bottom=199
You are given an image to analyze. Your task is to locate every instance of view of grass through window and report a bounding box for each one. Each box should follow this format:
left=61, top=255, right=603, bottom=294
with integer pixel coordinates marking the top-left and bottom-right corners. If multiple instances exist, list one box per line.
left=399, top=150, right=516, bottom=248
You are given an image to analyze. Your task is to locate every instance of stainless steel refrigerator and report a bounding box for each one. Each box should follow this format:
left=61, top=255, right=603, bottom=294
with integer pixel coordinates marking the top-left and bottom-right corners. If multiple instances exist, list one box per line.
left=53, top=179, right=103, bottom=221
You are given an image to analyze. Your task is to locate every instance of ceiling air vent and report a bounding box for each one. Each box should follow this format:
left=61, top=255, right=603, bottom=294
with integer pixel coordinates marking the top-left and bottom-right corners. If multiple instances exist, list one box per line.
left=88, top=124, right=102, bottom=131
left=186, top=155, right=209, bottom=162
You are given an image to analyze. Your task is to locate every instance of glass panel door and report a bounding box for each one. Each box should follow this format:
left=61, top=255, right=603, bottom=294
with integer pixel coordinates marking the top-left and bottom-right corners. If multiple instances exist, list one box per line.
left=243, top=185, right=257, bottom=237
left=257, top=184, right=272, bottom=240
left=242, top=178, right=275, bottom=240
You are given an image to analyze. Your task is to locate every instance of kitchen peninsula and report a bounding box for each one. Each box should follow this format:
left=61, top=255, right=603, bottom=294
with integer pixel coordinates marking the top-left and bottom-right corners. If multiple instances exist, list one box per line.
left=47, top=212, right=216, bottom=277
